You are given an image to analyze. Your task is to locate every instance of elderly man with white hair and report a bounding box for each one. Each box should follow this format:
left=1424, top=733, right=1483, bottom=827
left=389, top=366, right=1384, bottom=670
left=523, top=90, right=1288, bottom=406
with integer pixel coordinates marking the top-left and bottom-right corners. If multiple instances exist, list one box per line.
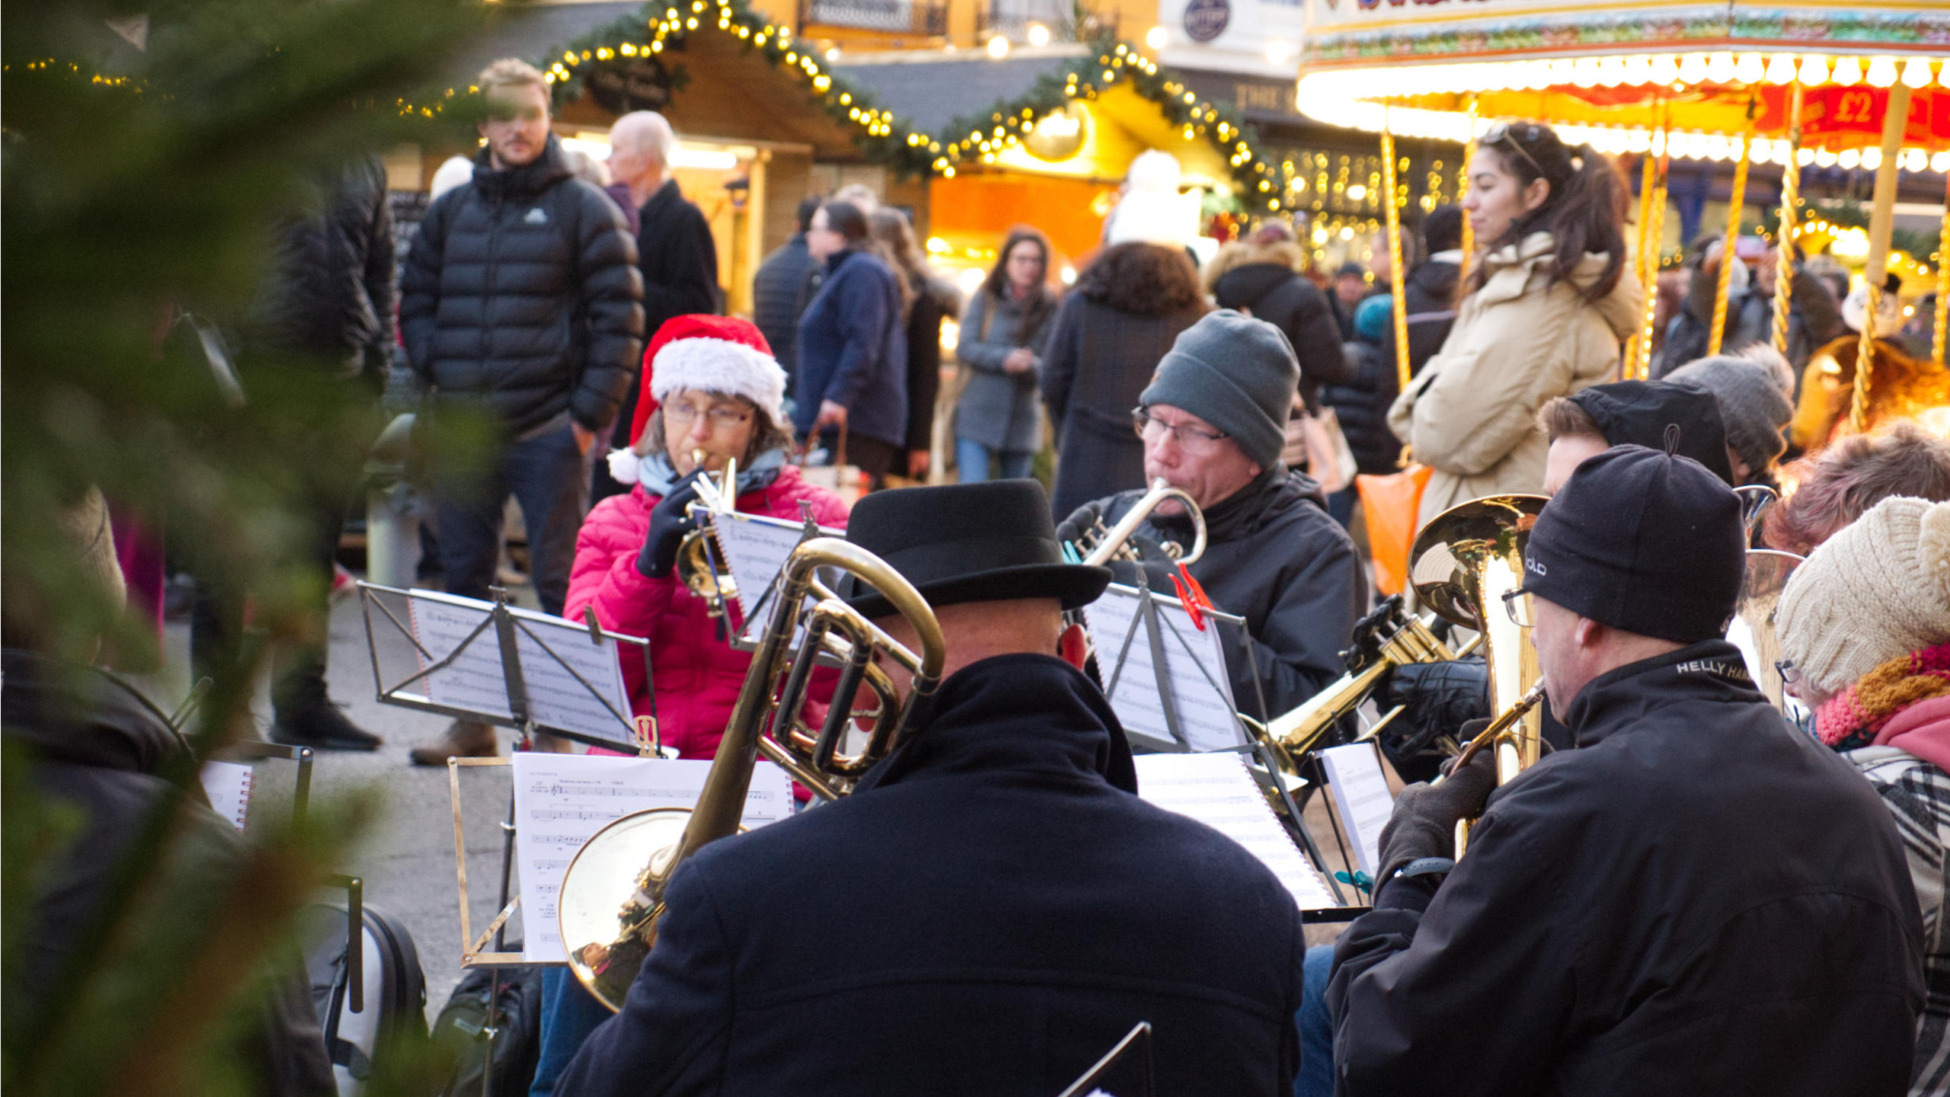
left=595, top=110, right=722, bottom=501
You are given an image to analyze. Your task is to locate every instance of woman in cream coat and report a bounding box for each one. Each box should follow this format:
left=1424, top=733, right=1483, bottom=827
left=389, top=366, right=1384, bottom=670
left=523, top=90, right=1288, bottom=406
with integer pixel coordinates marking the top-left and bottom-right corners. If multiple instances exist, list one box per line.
left=1390, top=120, right=1643, bottom=526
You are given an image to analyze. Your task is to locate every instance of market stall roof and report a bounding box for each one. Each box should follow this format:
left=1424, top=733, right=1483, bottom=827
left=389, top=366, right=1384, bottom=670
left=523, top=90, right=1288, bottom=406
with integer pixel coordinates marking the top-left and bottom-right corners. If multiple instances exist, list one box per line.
left=1296, top=0, right=1950, bottom=166
left=833, top=49, right=1083, bottom=134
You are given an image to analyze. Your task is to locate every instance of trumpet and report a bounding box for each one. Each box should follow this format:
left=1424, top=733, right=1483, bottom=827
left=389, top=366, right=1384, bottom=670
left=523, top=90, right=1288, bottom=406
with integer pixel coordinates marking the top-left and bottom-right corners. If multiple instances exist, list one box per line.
left=556, top=535, right=946, bottom=1011
left=673, top=454, right=739, bottom=623
left=1077, top=478, right=1208, bottom=567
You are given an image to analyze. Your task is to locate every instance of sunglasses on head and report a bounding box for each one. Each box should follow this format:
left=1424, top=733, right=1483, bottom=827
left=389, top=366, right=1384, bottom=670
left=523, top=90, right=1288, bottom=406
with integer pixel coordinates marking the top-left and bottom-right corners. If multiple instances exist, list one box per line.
left=1483, top=120, right=1547, bottom=178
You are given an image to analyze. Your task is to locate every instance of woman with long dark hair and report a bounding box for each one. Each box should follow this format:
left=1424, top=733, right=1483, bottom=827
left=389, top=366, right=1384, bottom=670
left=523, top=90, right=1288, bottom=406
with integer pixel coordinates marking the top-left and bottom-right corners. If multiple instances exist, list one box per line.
left=955, top=227, right=1058, bottom=482
left=870, top=207, right=963, bottom=480
left=1041, top=241, right=1206, bottom=514
left=1387, top=120, right=1643, bottom=526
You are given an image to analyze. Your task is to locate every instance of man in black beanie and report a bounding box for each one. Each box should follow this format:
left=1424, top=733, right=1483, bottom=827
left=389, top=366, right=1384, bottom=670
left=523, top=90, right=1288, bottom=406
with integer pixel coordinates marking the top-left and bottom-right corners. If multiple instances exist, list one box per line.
left=1056, top=309, right=1365, bottom=720
left=1538, top=379, right=1735, bottom=493
left=1327, top=445, right=1923, bottom=1096
left=559, top=480, right=1305, bottom=1097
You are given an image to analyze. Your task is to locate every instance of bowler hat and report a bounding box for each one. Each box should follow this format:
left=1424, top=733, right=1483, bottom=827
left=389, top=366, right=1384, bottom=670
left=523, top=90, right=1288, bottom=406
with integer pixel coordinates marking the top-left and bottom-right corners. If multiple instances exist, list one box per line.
left=838, top=480, right=1113, bottom=620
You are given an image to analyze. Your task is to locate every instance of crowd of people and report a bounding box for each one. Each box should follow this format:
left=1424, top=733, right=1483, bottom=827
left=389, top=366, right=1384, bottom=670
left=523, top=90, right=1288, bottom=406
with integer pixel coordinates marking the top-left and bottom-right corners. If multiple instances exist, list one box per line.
left=10, top=49, right=1950, bottom=1097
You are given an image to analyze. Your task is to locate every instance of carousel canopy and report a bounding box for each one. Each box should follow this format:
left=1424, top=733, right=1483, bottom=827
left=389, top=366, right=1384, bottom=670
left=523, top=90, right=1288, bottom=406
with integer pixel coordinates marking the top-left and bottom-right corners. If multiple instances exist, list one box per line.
left=1298, top=0, right=1950, bottom=168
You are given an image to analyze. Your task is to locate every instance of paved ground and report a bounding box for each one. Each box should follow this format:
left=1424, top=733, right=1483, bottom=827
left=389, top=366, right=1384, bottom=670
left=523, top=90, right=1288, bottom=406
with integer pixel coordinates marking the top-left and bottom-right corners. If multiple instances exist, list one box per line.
left=135, top=581, right=1363, bottom=1021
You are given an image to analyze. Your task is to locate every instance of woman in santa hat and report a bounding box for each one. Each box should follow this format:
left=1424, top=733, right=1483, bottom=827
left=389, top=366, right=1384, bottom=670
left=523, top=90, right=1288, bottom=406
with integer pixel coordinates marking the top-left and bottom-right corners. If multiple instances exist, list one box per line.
left=535, top=315, right=852, bottom=1093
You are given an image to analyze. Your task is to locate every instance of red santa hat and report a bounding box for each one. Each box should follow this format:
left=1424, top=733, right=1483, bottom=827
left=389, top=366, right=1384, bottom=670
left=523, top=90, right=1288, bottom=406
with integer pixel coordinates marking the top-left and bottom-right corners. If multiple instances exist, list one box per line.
left=625, top=315, right=788, bottom=449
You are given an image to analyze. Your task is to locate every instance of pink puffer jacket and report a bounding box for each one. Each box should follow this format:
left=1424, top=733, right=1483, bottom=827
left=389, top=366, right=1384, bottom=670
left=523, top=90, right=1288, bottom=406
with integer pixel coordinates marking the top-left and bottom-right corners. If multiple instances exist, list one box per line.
left=564, top=464, right=851, bottom=761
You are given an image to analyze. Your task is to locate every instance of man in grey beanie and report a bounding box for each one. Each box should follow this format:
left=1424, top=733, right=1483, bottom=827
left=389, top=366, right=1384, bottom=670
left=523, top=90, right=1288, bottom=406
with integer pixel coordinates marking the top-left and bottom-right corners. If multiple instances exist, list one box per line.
left=1055, top=310, right=1366, bottom=719
left=1666, top=345, right=1795, bottom=486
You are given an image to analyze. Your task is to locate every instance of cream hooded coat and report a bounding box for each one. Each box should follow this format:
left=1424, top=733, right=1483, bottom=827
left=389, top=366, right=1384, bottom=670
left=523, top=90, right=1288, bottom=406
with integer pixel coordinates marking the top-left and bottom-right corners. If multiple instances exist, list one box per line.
left=1388, top=231, right=1643, bottom=526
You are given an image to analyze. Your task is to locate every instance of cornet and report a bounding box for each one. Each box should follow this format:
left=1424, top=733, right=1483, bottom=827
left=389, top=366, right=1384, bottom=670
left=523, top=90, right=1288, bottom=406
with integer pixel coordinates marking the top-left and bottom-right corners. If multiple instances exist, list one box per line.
left=1076, top=479, right=1208, bottom=567
left=556, top=535, right=946, bottom=1011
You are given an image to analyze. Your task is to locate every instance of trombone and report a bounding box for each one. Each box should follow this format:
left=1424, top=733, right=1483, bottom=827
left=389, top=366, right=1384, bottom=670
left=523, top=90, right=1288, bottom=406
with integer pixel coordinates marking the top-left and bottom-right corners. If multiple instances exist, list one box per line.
left=555, top=535, right=946, bottom=1012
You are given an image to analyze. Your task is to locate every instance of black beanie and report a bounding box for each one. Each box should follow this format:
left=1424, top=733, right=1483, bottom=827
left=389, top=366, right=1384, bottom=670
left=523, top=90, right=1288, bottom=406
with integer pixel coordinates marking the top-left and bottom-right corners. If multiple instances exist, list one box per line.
left=1523, top=445, right=1745, bottom=643
left=1139, top=310, right=1297, bottom=470
left=1567, top=381, right=1735, bottom=486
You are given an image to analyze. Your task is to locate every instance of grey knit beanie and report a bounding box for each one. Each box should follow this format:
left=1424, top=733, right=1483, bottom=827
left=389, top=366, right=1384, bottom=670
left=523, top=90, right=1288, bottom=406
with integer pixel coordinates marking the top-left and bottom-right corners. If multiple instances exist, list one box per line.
left=1666, top=347, right=1795, bottom=475
left=1139, top=310, right=1298, bottom=470
left=1778, top=497, right=1950, bottom=695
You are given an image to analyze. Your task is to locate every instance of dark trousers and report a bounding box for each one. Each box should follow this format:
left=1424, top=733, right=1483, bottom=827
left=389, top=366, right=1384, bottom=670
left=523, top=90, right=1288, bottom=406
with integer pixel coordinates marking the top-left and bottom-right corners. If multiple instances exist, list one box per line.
left=192, top=490, right=346, bottom=716
left=434, top=422, right=589, bottom=616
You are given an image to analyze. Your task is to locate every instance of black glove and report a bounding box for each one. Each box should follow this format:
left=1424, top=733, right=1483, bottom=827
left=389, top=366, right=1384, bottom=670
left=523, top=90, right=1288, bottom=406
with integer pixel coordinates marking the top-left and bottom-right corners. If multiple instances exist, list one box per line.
left=1375, top=744, right=1498, bottom=884
left=1105, top=556, right=1175, bottom=594
left=636, top=470, right=708, bottom=578
left=1376, top=657, right=1491, bottom=782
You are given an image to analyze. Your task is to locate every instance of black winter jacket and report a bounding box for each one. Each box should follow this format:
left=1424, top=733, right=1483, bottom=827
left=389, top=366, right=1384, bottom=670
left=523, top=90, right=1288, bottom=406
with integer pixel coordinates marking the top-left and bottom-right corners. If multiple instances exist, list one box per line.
left=1378, top=255, right=1460, bottom=380
left=1319, top=338, right=1401, bottom=475
left=251, top=156, right=396, bottom=381
left=2, top=650, right=335, bottom=1097
left=1329, top=642, right=1924, bottom=1097
left=1058, top=468, right=1367, bottom=719
left=400, top=136, right=645, bottom=435
left=608, top=179, right=719, bottom=450
left=555, top=654, right=1304, bottom=1097
left=751, top=234, right=815, bottom=372
left=1212, top=263, right=1355, bottom=409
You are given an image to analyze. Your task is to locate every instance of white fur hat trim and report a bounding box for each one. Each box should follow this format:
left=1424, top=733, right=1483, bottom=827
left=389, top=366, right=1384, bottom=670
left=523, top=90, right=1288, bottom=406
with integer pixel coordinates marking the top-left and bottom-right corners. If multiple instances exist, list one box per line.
left=650, top=337, right=788, bottom=425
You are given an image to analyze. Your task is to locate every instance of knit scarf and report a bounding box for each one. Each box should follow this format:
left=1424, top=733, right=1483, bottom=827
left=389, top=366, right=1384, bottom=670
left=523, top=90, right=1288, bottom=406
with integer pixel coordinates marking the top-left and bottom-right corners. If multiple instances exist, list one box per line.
left=609, top=447, right=786, bottom=498
left=1815, top=640, right=1950, bottom=751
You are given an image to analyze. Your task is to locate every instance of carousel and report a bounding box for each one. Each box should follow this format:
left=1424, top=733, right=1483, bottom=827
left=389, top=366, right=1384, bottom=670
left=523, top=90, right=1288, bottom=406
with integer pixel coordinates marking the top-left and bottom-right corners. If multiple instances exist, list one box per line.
left=1293, top=0, right=1950, bottom=445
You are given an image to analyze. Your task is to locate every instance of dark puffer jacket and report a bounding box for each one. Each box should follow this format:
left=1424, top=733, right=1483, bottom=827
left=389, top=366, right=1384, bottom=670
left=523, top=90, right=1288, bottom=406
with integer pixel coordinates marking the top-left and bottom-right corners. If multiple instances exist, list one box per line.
left=1329, top=642, right=1923, bottom=1097
left=1320, top=338, right=1402, bottom=476
left=1058, top=467, right=1367, bottom=720
left=1211, top=259, right=1354, bottom=410
left=1378, top=255, right=1461, bottom=380
left=400, top=136, right=645, bottom=435
left=250, top=156, right=396, bottom=381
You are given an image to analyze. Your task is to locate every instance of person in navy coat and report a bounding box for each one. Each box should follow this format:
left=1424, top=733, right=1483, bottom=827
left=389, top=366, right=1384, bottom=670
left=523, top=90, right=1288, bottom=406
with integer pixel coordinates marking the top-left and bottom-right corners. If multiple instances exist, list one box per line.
left=555, top=480, right=1305, bottom=1097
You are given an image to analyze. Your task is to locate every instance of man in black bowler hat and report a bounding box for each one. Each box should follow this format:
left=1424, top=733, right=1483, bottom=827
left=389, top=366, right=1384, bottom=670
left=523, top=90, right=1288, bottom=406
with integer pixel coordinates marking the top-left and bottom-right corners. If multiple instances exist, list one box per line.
left=556, top=479, right=1307, bottom=1097
left=1327, top=445, right=1922, bottom=1097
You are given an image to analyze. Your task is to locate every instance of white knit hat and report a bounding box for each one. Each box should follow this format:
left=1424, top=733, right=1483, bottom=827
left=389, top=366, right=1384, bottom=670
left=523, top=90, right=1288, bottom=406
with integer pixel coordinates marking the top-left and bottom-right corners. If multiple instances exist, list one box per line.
left=1777, top=496, right=1950, bottom=694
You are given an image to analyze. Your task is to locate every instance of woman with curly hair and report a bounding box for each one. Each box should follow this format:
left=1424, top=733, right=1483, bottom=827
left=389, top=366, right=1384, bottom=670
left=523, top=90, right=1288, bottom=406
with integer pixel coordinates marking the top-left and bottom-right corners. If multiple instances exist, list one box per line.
left=1040, top=240, right=1206, bottom=514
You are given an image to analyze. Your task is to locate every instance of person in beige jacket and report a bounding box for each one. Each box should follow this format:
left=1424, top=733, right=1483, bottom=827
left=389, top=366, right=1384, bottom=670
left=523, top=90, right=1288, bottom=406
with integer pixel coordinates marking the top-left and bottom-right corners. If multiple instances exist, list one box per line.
left=1390, top=120, right=1643, bottom=526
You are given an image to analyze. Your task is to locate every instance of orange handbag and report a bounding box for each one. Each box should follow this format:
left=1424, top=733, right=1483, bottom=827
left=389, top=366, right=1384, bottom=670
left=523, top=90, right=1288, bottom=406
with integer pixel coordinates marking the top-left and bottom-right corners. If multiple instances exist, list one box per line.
left=1356, top=463, right=1432, bottom=597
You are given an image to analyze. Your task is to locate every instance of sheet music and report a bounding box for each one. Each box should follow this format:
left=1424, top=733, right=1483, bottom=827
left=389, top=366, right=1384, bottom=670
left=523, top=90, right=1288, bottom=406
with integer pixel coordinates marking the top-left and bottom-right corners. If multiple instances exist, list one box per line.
left=1317, top=743, right=1395, bottom=877
left=512, top=754, right=794, bottom=963
left=507, top=607, right=635, bottom=746
left=408, top=592, right=515, bottom=719
left=1085, top=583, right=1244, bottom=752
left=200, top=761, right=254, bottom=832
left=1133, top=752, right=1340, bottom=911
left=709, top=510, right=839, bottom=644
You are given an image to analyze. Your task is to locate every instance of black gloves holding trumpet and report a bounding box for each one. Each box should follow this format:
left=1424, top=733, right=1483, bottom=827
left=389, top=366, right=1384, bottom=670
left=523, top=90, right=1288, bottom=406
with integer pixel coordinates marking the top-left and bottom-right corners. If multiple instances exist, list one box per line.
left=637, top=468, right=709, bottom=578
left=1374, top=719, right=1498, bottom=885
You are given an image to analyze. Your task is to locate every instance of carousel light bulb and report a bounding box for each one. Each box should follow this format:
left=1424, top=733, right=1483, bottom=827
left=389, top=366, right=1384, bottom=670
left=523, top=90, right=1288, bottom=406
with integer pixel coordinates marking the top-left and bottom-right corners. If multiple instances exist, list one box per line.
left=1866, top=56, right=1898, bottom=88
left=1572, top=57, right=1600, bottom=87
left=1599, top=56, right=1627, bottom=86
left=1903, top=58, right=1933, bottom=89
left=1932, top=151, right=1950, bottom=173
left=1651, top=54, right=1680, bottom=85
left=1765, top=53, right=1797, bottom=84
left=1627, top=129, right=1651, bottom=153
left=1799, top=146, right=1816, bottom=166
left=1706, top=52, right=1736, bottom=84
left=1799, top=55, right=1829, bottom=85
left=1832, top=56, right=1863, bottom=86
left=1546, top=58, right=1574, bottom=87
left=1735, top=53, right=1765, bottom=84
left=1861, top=147, right=1881, bottom=170
left=1624, top=55, right=1652, bottom=85
left=1837, top=148, right=1860, bottom=169
left=1678, top=53, right=1709, bottom=85
left=1904, top=148, right=1927, bottom=172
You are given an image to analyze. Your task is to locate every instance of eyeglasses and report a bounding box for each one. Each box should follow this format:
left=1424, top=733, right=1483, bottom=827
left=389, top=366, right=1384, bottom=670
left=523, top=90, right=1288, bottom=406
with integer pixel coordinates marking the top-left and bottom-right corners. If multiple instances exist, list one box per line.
left=1132, top=408, right=1228, bottom=453
left=1501, top=587, right=1537, bottom=628
left=1482, top=120, right=1546, bottom=178
left=664, top=403, right=753, bottom=430
left=1775, top=660, right=1803, bottom=686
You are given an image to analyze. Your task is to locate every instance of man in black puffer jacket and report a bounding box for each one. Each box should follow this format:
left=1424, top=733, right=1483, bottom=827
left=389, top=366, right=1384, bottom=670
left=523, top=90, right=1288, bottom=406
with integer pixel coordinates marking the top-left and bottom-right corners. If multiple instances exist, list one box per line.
left=401, top=58, right=643, bottom=763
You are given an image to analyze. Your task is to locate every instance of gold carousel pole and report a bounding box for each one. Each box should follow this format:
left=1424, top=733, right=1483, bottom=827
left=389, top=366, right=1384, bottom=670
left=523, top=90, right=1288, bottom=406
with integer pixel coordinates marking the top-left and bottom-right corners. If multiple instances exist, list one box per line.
left=1623, top=141, right=1662, bottom=378
left=1935, top=172, right=1949, bottom=367
left=1457, top=94, right=1480, bottom=288
left=1707, top=97, right=1758, bottom=357
left=1773, top=84, right=1805, bottom=355
left=1631, top=116, right=1672, bottom=380
left=1381, top=108, right=1412, bottom=393
left=1852, top=81, right=1914, bottom=433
